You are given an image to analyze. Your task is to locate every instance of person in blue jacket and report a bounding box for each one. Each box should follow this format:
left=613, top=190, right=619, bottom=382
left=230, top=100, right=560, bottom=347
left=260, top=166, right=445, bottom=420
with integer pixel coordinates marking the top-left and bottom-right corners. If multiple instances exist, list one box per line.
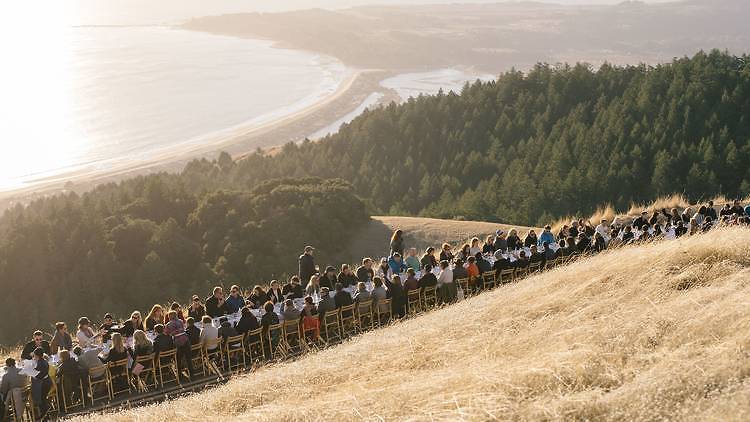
left=537, top=225, right=556, bottom=247
left=387, top=252, right=407, bottom=276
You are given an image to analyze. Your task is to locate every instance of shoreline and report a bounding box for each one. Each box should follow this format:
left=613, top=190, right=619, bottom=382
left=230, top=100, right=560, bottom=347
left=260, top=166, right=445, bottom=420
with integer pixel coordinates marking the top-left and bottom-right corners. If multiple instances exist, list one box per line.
left=0, top=67, right=399, bottom=211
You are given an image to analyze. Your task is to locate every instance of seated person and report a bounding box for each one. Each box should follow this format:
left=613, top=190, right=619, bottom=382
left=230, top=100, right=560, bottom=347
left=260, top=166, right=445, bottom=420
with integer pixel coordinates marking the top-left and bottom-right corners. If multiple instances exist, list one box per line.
left=99, top=313, right=117, bottom=342
left=353, top=282, right=371, bottom=302
left=333, top=283, right=353, bottom=310
left=405, top=248, right=421, bottom=272
left=205, top=287, right=227, bottom=319
left=144, top=305, right=165, bottom=332
left=187, top=296, right=206, bottom=320
left=316, top=287, right=336, bottom=321
left=493, top=255, right=512, bottom=272
left=337, top=264, right=359, bottom=288
left=1, top=358, right=28, bottom=418
left=466, top=257, right=480, bottom=284
left=217, top=317, right=238, bottom=346
left=418, top=266, right=438, bottom=290
left=130, top=330, right=154, bottom=362
left=185, top=317, right=201, bottom=345
left=166, top=302, right=186, bottom=323
left=152, top=324, right=175, bottom=364
left=305, top=275, right=321, bottom=297
left=50, top=322, right=73, bottom=354
left=529, top=245, right=545, bottom=265
left=267, top=280, right=284, bottom=304
left=21, top=330, right=51, bottom=360
left=452, top=259, right=469, bottom=280
left=371, top=277, right=389, bottom=314
left=121, top=311, right=144, bottom=338
left=387, top=253, right=407, bottom=276
left=475, top=253, right=492, bottom=273
left=319, top=266, right=337, bottom=289
left=224, top=285, right=246, bottom=314
left=235, top=307, right=260, bottom=335
left=103, top=333, right=129, bottom=390
left=281, top=276, right=304, bottom=300
left=199, top=316, right=219, bottom=353
left=281, top=299, right=302, bottom=322
left=260, top=301, right=280, bottom=331
left=246, top=286, right=269, bottom=309
left=403, top=268, right=420, bottom=291
left=515, top=251, right=530, bottom=268
left=31, top=348, right=52, bottom=418
left=73, top=346, right=105, bottom=379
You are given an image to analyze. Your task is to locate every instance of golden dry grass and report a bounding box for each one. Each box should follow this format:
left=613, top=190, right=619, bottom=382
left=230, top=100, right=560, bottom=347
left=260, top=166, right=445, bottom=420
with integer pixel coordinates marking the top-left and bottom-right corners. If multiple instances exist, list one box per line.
left=82, top=227, right=750, bottom=421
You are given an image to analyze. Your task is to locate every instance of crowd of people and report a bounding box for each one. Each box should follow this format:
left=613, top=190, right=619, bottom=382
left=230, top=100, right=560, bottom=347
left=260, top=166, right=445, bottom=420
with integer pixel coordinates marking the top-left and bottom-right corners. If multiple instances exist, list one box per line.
left=2, top=200, right=749, bottom=420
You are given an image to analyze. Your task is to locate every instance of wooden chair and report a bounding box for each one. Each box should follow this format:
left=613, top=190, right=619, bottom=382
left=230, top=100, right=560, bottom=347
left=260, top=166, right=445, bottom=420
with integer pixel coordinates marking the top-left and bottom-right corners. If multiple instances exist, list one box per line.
left=245, top=327, right=265, bottom=364
left=87, top=365, right=111, bottom=405
left=59, top=376, right=86, bottom=414
left=282, top=320, right=304, bottom=356
left=22, top=386, right=37, bottom=422
left=455, top=277, right=470, bottom=298
left=498, top=268, right=515, bottom=284
left=481, top=270, right=497, bottom=290
left=203, top=338, right=224, bottom=379
left=339, top=304, right=357, bottom=338
left=189, top=343, right=206, bottom=379
left=322, top=311, right=342, bottom=344
left=132, top=353, right=158, bottom=393
left=422, top=286, right=438, bottom=310
left=515, top=265, right=529, bottom=279
left=266, top=323, right=286, bottom=360
left=155, top=349, right=181, bottom=389
left=528, top=261, right=542, bottom=274
left=545, top=257, right=558, bottom=270
left=376, top=298, right=393, bottom=327
left=224, top=334, right=247, bottom=372
left=355, top=300, right=374, bottom=332
left=406, top=289, right=422, bottom=315
left=107, top=358, right=131, bottom=397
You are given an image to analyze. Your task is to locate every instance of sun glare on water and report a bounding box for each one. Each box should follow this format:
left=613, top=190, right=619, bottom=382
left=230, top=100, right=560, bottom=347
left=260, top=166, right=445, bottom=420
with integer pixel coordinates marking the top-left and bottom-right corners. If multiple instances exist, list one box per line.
left=0, top=2, right=88, bottom=191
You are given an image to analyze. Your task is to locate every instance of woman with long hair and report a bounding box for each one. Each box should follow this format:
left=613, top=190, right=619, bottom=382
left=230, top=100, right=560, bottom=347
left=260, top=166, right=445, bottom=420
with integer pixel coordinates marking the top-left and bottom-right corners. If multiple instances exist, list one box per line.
left=145, top=304, right=164, bottom=331
left=469, top=237, right=481, bottom=256
left=390, top=229, right=405, bottom=257
left=121, top=311, right=144, bottom=338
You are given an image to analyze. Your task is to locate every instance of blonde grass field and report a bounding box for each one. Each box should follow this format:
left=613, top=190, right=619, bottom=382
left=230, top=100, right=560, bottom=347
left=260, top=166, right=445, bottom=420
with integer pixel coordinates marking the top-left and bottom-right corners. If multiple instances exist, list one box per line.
left=79, top=227, right=750, bottom=421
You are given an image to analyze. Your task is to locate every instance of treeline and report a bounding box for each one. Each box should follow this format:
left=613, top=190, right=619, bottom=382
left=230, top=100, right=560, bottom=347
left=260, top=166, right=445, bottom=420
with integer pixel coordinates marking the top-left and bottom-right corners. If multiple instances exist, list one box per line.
left=0, top=177, right=367, bottom=344
left=182, top=50, right=750, bottom=226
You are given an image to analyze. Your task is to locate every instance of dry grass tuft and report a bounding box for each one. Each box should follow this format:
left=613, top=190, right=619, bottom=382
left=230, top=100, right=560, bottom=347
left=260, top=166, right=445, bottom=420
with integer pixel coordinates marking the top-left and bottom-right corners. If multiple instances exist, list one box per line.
left=80, top=228, right=750, bottom=421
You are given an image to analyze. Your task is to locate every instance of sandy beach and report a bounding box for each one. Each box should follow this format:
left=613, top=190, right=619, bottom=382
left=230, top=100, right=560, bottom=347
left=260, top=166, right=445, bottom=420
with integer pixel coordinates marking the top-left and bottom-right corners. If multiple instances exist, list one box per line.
left=0, top=68, right=399, bottom=211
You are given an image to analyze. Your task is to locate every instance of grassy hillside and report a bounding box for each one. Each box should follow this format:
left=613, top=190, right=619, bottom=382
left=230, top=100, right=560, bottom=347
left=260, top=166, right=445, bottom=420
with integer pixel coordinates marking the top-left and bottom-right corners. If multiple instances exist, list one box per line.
left=86, top=228, right=750, bottom=421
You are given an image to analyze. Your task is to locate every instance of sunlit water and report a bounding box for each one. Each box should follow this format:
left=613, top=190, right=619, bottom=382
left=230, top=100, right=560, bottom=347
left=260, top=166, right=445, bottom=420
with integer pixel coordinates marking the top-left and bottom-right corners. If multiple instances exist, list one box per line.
left=0, top=26, right=347, bottom=191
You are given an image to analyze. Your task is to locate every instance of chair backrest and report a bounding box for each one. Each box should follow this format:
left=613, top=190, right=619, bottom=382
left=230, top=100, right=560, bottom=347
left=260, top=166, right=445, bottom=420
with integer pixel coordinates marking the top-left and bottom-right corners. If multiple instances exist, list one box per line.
left=108, top=358, right=129, bottom=373
left=135, top=353, right=155, bottom=366
left=282, top=320, right=301, bottom=337
left=455, top=277, right=469, bottom=290
left=157, top=348, right=177, bottom=362
left=190, top=343, right=203, bottom=354
left=246, top=327, right=264, bottom=345
left=88, top=364, right=107, bottom=380
left=500, top=268, right=514, bottom=281
left=407, top=289, right=421, bottom=302
left=482, top=270, right=497, bottom=282
left=339, top=304, right=356, bottom=320
left=356, top=299, right=373, bottom=316
left=323, top=311, right=339, bottom=326
left=378, top=298, right=392, bottom=315
left=225, top=334, right=244, bottom=350
left=203, top=337, right=221, bottom=352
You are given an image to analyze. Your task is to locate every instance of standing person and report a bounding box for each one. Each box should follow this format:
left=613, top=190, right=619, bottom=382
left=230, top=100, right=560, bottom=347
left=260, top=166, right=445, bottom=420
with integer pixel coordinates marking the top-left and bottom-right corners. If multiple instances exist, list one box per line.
left=31, top=348, right=52, bottom=419
left=298, top=246, right=316, bottom=289
left=205, top=286, right=227, bottom=318
left=390, top=229, right=405, bottom=257
left=50, top=322, right=73, bottom=354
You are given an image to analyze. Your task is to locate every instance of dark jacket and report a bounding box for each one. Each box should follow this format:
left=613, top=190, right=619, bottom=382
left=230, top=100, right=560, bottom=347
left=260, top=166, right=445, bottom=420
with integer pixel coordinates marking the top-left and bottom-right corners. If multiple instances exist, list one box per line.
left=218, top=322, right=238, bottom=344
left=388, top=284, right=407, bottom=317
left=235, top=314, right=260, bottom=335
left=439, top=250, right=455, bottom=262
left=282, top=283, right=304, bottom=300
left=418, top=272, right=437, bottom=289
left=186, top=324, right=201, bottom=345
left=298, top=253, right=316, bottom=286
left=319, top=274, right=337, bottom=290
left=247, top=292, right=268, bottom=309
left=120, top=319, right=144, bottom=338
left=21, top=341, right=50, bottom=361
left=334, top=290, right=353, bottom=309
left=337, top=272, right=359, bottom=288
left=205, top=296, right=227, bottom=318
left=419, top=254, right=437, bottom=269
left=153, top=334, right=175, bottom=360
left=356, top=266, right=374, bottom=284
left=188, top=305, right=206, bottom=321
left=452, top=266, right=469, bottom=280
left=506, top=235, right=522, bottom=251
left=267, top=288, right=284, bottom=304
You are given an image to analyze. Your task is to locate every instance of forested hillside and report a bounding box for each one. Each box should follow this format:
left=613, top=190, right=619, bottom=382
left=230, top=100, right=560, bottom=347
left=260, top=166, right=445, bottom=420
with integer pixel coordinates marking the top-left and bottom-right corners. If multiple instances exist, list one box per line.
left=0, top=177, right=367, bottom=343
left=183, top=50, right=750, bottom=225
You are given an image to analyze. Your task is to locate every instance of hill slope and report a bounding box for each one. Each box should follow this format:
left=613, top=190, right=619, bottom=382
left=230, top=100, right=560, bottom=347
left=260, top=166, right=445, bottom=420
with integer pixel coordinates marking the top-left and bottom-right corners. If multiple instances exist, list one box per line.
left=90, top=228, right=750, bottom=421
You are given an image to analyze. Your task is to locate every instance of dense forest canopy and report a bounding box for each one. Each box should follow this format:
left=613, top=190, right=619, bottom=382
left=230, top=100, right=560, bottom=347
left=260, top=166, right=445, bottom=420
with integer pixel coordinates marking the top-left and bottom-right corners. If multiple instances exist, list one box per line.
left=0, top=177, right=367, bottom=344
left=1, top=50, right=749, bottom=344
left=182, top=50, right=750, bottom=225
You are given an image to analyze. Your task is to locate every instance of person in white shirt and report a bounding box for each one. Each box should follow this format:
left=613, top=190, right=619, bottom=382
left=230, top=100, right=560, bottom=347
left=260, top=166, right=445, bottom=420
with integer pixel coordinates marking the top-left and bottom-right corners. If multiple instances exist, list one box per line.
left=469, top=237, right=481, bottom=257
left=75, top=317, right=98, bottom=348
left=199, top=316, right=219, bottom=353
left=437, top=260, right=455, bottom=303
left=595, top=219, right=611, bottom=244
